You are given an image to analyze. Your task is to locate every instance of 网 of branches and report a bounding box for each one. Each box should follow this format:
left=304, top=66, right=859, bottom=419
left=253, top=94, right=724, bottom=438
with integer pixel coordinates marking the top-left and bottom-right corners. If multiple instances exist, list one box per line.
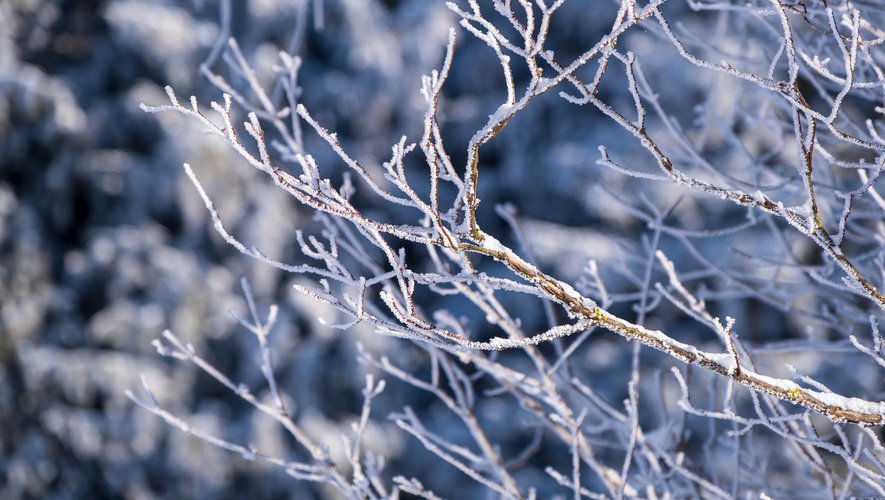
left=138, top=0, right=885, bottom=496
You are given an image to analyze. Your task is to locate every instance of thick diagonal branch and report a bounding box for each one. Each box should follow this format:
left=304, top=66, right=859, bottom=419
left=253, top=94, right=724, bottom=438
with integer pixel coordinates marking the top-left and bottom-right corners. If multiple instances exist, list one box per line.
left=462, top=232, right=885, bottom=426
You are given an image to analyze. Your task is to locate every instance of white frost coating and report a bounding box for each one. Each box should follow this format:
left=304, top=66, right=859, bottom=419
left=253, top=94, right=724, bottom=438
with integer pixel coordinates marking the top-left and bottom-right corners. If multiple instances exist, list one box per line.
left=794, top=201, right=812, bottom=217
left=629, top=322, right=699, bottom=358
left=480, top=233, right=508, bottom=254
left=559, top=281, right=582, bottom=303
left=488, top=337, right=512, bottom=349
left=684, top=346, right=885, bottom=417
left=707, top=352, right=738, bottom=375
left=486, top=103, right=514, bottom=126
left=752, top=190, right=767, bottom=203
left=811, top=390, right=885, bottom=416
left=751, top=372, right=802, bottom=392
left=481, top=234, right=542, bottom=277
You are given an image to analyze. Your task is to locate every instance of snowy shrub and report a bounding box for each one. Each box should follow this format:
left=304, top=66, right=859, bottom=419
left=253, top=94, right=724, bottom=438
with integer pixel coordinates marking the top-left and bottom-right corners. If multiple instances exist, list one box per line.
left=131, top=0, right=885, bottom=497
